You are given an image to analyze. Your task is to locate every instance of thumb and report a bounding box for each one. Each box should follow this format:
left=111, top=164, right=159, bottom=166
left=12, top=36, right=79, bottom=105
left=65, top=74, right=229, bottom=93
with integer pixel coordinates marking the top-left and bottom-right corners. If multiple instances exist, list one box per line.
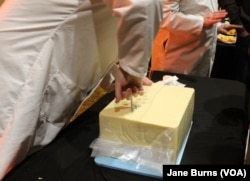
left=142, top=77, right=153, bottom=86
left=115, top=81, right=122, bottom=103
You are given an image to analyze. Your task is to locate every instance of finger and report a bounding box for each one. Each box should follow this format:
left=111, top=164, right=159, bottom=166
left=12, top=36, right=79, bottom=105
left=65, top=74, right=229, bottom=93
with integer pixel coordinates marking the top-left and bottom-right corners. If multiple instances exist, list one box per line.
left=220, top=29, right=228, bottom=34
left=142, top=77, right=153, bottom=86
left=214, top=14, right=227, bottom=19
left=131, top=86, right=139, bottom=97
left=137, top=89, right=144, bottom=96
left=115, top=82, right=122, bottom=103
left=124, top=88, right=132, bottom=100
left=230, top=25, right=243, bottom=29
left=217, top=10, right=227, bottom=13
left=131, top=86, right=144, bottom=97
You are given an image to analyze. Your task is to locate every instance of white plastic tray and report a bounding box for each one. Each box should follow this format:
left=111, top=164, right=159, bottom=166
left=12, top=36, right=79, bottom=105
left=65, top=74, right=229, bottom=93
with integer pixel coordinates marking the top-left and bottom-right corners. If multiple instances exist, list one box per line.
left=95, top=123, right=192, bottom=178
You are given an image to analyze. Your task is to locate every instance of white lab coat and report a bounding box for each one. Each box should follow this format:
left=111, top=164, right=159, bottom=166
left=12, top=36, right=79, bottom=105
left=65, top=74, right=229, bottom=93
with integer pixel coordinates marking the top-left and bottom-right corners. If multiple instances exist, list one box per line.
left=0, top=0, right=162, bottom=179
left=151, top=0, right=218, bottom=76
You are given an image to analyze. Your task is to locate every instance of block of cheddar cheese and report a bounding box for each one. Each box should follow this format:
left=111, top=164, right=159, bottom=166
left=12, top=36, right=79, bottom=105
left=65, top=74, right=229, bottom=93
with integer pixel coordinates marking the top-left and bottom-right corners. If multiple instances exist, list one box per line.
left=97, top=83, right=195, bottom=165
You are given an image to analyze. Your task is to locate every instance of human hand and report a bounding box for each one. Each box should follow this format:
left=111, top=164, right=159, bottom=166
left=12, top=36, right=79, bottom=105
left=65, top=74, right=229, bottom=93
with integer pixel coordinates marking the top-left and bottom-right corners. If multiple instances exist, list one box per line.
left=114, top=67, right=153, bottom=103
left=203, top=10, right=227, bottom=28
left=218, top=23, right=243, bottom=35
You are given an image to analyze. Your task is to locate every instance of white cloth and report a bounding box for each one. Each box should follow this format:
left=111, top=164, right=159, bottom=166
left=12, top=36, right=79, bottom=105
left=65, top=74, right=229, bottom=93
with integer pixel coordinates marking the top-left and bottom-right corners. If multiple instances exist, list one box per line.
left=151, top=0, right=219, bottom=76
left=0, top=0, right=163, bottom=179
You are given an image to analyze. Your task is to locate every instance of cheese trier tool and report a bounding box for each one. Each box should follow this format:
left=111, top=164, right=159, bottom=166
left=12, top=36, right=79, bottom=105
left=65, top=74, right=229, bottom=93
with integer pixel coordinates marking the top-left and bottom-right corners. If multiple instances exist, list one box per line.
left=130, top=96, right=137, bottom=112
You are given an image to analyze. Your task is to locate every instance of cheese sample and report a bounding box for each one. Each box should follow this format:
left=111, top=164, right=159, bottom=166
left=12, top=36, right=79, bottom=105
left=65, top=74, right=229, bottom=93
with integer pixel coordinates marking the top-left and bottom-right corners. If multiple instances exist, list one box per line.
left=98, top=83, right=195, bottom=165
left=217, top=34, right=237, bottom=44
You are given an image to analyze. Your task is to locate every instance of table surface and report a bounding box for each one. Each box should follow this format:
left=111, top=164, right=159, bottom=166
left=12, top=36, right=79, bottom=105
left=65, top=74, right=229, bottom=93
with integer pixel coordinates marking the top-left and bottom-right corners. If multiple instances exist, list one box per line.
left=211, top=42, right=236, bottom=79
left=3, top=71, right=249, bottom=181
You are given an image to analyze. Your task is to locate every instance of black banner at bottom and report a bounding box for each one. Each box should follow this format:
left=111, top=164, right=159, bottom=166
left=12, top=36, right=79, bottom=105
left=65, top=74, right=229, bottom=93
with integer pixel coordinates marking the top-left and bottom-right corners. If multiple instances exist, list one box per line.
left=163, top=165, right=250, bottom=180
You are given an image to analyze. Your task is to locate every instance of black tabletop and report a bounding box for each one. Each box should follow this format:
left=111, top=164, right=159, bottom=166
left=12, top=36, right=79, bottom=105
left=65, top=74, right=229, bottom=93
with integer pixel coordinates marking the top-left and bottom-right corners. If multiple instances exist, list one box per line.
left=3, top=71, right=249, bottom=181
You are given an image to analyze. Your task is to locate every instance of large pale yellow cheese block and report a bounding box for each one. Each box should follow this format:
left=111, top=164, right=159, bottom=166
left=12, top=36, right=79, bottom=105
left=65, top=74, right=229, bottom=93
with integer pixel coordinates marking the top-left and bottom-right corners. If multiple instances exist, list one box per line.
left=99, top=83, right=195, bottom=164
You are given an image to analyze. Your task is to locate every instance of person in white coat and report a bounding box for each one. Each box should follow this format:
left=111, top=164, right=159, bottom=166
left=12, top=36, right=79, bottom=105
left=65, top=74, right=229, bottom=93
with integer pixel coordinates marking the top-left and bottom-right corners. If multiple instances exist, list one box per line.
left=0, top=0, right=163, bottom=179
left=150, top=0, right=241, bottom=77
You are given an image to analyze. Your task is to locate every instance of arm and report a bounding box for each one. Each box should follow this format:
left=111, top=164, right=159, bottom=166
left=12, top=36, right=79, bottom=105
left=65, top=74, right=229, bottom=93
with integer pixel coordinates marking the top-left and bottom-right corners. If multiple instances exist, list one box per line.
left=219, top=0, right=249, bottom=36
left=220, top=0, right=250, bottom=56
left=103, top=0, right=163, bottom=102
left=160, top=0, right=226, bottom=35
left=160, top=0, right=204, bottom=35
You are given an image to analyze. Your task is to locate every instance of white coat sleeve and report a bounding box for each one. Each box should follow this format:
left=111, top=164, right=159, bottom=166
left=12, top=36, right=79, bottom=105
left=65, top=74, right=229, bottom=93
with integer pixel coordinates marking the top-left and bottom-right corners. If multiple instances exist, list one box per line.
left=160, top=0, right=204, bottom=35
left=103, top=0, right=163, bottom=77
